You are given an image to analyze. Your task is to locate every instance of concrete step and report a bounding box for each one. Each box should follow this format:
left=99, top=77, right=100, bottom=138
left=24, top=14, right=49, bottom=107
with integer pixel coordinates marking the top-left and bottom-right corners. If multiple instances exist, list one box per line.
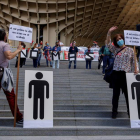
left=0, top=117, right=130, bottom=127
left=0, top=126, right=139, bottom=136
left=0, top=104, right=127, bottom=111
left=0, top=110, right=129, bottom=118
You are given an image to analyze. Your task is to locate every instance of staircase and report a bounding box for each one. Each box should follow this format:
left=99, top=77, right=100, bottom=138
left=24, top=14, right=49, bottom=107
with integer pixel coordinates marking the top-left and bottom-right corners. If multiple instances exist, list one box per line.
left=0, top=59, right=140, bottom=137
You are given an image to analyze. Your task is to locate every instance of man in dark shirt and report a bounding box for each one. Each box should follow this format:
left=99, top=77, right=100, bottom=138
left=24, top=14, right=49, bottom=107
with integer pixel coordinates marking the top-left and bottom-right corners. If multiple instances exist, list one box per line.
left=68, top=42, right=78, bottom=69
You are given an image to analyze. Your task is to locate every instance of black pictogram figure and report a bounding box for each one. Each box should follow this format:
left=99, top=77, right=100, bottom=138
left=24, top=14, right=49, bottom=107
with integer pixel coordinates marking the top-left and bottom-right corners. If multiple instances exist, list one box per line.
left=131, top=75, right=140, bottom=119
left=29, top=72, right=49, bottom=120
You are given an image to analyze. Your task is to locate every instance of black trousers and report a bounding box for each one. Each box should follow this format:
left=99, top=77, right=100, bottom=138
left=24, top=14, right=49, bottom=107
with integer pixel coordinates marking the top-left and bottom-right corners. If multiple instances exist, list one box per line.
left=112, top=71, right=129, bottom=114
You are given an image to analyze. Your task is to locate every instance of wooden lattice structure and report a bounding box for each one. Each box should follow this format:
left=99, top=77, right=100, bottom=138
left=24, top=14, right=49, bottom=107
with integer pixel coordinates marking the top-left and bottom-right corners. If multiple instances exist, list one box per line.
left=0, top=0, right=140, bottom=47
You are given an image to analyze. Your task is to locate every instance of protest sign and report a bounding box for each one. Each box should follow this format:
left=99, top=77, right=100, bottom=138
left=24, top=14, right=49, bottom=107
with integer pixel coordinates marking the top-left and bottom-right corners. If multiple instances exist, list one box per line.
left=8, top=24, right=33, bottom=43
left=126, top=73, right=140, bottom=128
left=124, top=30, right=140, bottom=46
left=52, top=52, right=60, bottom=60
left=21, top=50, right=28, bottom=58
left=24, top=70, right=53, bottom=128
left=68, top=53, right=76, bottom=61
left=85, top=52, right=94, bottom=60
left=60, top=47, right=99, bottom=61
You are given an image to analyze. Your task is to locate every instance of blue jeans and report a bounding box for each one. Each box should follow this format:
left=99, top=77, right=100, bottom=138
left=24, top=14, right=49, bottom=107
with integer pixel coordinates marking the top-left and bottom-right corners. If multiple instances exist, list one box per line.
left=86, top=60, right=91, bottom=69
left=69, top=60, right=76, bottom=69
left=53, top=60, right=59, bottom=69
left=37, top=53, right=42, bottom=66
left=102, top=55, right=110, bottom=74
left=33, top=59, right=37, bottom=68
left=45, top=55, right=52, bottom=66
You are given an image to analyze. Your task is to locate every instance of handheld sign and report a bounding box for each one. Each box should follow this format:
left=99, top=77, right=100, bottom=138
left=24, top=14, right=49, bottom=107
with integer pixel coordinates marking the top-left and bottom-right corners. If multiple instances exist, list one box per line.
left=52, top=52, right=60, bottom=60
left=8, top=24, right=33, bottom=43
left=68, top=53, right=76, bottom=61
left=85, top=52, right=94, bottom=60
left=30, top=50, right=38, bottom=59
left=24, top=71, right=53, bottom=128
left=8, top=24, right=33, bottom=127
left=124, top=30, right=140, bottom=46
left=21, top=50, right=28, bottom=58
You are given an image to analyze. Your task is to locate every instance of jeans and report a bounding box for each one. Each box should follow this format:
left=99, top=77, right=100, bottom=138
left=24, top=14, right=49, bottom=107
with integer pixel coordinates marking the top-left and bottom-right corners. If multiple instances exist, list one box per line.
left=86, top=60, right=91, bottom=69
left=0, top=85, right=23, bottom=122
left=102, top=55, right=110, bottom=74
left=53, top=60, right=59, bottom=69
left=69, top=60, right=76, bottom=69
left=45, top=55, right=52, bottom=66
left=33, top=59, right=37, bottom=68
left=37, top=53, right=42, bottom=66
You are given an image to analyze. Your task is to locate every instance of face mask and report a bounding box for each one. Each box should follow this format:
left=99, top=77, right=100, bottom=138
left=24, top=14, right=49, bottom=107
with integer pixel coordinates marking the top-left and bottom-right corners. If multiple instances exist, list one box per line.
left=40, top=42, right=42, bottom=45
left=36, top=45, right=38, bottom=47
left=117, top=39, right=124, bottom=47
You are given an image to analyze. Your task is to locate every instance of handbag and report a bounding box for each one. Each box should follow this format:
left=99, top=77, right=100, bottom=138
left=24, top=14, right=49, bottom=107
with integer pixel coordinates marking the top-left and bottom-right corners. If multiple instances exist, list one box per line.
left=104, top=47, right=127, bottom=83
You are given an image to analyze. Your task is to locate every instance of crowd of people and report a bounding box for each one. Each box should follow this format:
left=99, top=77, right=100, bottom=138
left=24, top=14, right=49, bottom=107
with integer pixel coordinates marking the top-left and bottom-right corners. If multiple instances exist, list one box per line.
left=0, top=26, right=139, bottom=127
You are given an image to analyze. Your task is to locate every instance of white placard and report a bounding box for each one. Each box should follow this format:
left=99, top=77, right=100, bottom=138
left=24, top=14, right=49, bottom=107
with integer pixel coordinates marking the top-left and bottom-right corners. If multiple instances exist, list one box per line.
left=124, top=30, right=140, bottom=46
left=70, top=54, right=75, bottom=57
left=126, top=73, right=140, bottom=128
left=24, top=70, right=53, bottom=128
left=8, top=24, right=33, bottom=43
left=70, top=58, right=75, bottom=61
left=21, top=50, right=27, bottom=58
left=85, top=55, right=91, bottom=59
left=54, top=55, right=58, bottom=60
left=32, top=52, right=38, bottom=57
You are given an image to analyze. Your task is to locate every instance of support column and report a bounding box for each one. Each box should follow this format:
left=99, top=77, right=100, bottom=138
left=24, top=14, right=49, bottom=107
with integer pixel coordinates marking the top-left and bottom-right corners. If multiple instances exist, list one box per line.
left=38, top=24, right=40, bottom=43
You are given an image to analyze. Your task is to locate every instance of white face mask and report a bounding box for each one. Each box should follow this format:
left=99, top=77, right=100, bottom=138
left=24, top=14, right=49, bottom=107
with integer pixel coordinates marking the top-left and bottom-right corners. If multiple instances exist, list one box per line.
left=36, top=45, right=38, bottom=47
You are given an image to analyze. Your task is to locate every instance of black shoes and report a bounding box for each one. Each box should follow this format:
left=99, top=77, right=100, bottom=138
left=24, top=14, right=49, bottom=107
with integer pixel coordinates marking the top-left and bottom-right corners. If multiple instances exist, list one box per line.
left=16, top=118, right=23, bottom=126
left=112, top=112, right=118, bottom=119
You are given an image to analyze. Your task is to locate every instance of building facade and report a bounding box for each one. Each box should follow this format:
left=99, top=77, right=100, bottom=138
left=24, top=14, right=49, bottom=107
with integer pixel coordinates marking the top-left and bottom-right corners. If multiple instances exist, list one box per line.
left=0, top=0, right=140, bottom=47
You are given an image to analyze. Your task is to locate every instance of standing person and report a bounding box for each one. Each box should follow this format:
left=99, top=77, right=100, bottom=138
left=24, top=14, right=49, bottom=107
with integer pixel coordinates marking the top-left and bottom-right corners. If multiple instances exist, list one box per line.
left=0, top=29, right=23, bottom=125
left=15, top=42, right=26, bottom=68
left=68, top=42, right=78, bottom=69
left=52, top=42, right=61, bottom=69
left=32, top=43, right=38, bottom=68
left=84, top=46, right=93, bottom=69
left=37, top=41, right=43, bottom=67
left=43, top=42, right=52, bottom=67
left=58, top=40, right=64, bottom=47
left=99, top=42, right=111, bottom=76
left=106, top=26, right=139, bottom=119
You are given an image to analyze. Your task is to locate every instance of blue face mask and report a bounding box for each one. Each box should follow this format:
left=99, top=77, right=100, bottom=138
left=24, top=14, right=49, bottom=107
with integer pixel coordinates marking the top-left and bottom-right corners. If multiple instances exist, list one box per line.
left=117, top=39, right=124, bottom=47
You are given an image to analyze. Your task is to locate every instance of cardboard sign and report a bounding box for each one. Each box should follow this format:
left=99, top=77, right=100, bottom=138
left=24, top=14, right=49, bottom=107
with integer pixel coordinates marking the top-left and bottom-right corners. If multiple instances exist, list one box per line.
left=126, top=73, right=140, bottom=128
left=24, top=70, right=53, bottom=128
left=52, top=52, right=60, bottom=60
left=8, top=24, right=33, bottom=43
left=21, top=50, right=28, bottom=58
left=124, top=30, right=140, bottom=46
left=30, top=50, right=38, bottom=59
left=68, top=53, right=76, bottom=61
left=85, top=52, right=94, bottom=60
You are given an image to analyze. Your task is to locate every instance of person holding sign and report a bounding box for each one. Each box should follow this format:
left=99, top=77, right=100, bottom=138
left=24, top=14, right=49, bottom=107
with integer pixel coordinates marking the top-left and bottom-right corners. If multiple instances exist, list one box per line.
left=84, top=46, right=93, bottom=69
left=0, top=29, right=23, bottom=125
left=31, top=43, right=38, bottom=68
left=43, top=42, right=52, bottom=67
left=106, top=26, right=139, bottom=119
left=52, top=42, right=61, bottom=69
left=37, top=41, right=43, bottom=67
left=68, top=42, right=78, bottom=69
left=15, top=42, right=27, bottom=68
